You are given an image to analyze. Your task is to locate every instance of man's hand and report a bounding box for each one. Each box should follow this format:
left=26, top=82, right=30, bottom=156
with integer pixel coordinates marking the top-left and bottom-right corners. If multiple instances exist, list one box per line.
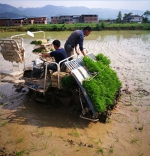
left=40, top=53, right=50, bottom=58
left=76, top=51, right=80, bottom=55
left=81, top=50, right=86, bottom=56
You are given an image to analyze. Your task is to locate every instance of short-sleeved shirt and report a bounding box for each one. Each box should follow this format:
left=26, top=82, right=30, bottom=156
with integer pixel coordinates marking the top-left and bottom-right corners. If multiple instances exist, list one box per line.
left=65, top=30, right=84, bottom=51
left=50, top=48, right=67, bottom=64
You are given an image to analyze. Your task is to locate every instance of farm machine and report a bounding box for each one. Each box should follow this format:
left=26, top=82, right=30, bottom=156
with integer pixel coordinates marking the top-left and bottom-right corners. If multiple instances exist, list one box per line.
left=0, top=31, right=121, bottom=122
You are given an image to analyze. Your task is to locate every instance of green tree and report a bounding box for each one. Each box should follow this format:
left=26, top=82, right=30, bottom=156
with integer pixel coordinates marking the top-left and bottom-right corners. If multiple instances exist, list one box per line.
left=123, top=12, right=133, bottom=19
left=116, top=11, right=122, bottom=23
left=142, top=17, right=148, bottom=23
left=143, top=10, right=150, bottom=17
left=96, top=23, right=101, bottom=30
left=143, top=10, right=150, bottom=23
left=100, top=20, right=106, bottom=30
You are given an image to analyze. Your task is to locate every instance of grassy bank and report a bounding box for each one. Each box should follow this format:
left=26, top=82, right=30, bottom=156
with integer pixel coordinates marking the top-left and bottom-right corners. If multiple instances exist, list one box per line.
left=0, top=23, right=150, bottom=32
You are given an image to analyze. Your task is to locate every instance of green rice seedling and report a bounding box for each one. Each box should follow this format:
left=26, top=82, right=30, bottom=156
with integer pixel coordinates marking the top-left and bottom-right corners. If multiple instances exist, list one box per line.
left=15, top=150, right=26, bottom=156
left=33, top=127, right=39, bottom=132
left=76, top=146, right=82, bottom=152
left=139, top=91, right=144, bottom=98
left=30, top=40, right=42, bottom=45
left=30, top=141, right=37, bottom=151
left=74, top=123, right=80, bottom=129
left=41, top=129, right=45, bottom=135
left=1, top=121, right=7, bottom=127
left=68, top=129, right=79, bottom=137
left=107, top=118, right=112, bottom=123
left=109, top=145, right=114, bottom=153
left=59, top=135, right=63, bottom=139
left=129, top=101, right=133, bottom=106
left=132, top=107, right=139, bottom=112
left=139, top=124, right=144, bottom=131
left=97, top=147, right=104, bottom=155
left=136, top=151, right=144, bottom=156
left=91, top=138, right=102, bottom=145
left=95, top=139, right=102, bottom=145
left=4, top=139, right=13, bottom=145
left=61, top=75, right=77, bottom=90
left=137, top=116, right=140, bottom=123
left=146, top=106, right=149, bottom=111
left=50, top=147, right=58, bottom=156
left=41, top=142, right=48, bottom=149
left=82, top=54, right=122, bottom=113
left=17, top=137, right=24, bottom=143
left=95, top=53, right=111, bottom=65
left=131, top=137, right=139, bottom=144
left=129, top=128, right=135, bottom=132
left=48, top=131, right=52, bottom=138
left=129, top=95, right=132, bottom=101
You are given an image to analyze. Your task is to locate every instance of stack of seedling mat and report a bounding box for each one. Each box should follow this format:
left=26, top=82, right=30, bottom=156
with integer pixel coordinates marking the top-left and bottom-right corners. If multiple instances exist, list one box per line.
left=30, top=39, right=53, bottom=53
left=82, top=53, right=122, bottom=113
left=61, top=53, right=122, bottom=121
left=51, top=72, right=70, bottom=88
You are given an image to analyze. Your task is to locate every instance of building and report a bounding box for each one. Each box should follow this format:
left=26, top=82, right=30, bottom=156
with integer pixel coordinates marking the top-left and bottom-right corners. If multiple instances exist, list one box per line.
left=123, top=15, right=143, bottom=23
left=51, top=15, right=80, bottom=24
left=80, top=15, right=98, bottom=23
left=0, top=18, right=25, bottom=26
left=60, top=15, right=80, bottom=24
left=24, top=17, right=47, bottom=24
left=50, top=14, right=98, bottom=24
left=0, top=17, right=47, bottom=26
left=51, top=16, right=60, bottom=24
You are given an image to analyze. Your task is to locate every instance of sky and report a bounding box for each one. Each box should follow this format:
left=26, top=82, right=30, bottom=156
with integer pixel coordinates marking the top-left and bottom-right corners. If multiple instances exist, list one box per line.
left=0, top=0, right=150, bottom=11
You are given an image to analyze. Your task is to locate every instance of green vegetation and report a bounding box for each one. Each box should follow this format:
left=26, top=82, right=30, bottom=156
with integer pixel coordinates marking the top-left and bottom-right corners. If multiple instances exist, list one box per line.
left=32, top=49, right=45, bottom=53
left=68, top=129, right=80, bottom=137
left=116, top=11, right=122, bottom=23
left=30, top=40, right=42, bottom=45
left=82, top=53, right=122, bottom=112
left=61, top=75, right=77, bottom=90
left=0, top=23, right=150, bottom=32
left=141, top=10, right=150, bottom=23
left=60, top=53, right=121, bottom=113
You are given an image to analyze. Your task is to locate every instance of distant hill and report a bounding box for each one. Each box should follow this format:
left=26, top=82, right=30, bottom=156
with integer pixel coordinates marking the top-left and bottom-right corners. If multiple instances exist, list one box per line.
left=0, top=12, right=27, bottom=18
left=0, top=3, right=144, bottom=20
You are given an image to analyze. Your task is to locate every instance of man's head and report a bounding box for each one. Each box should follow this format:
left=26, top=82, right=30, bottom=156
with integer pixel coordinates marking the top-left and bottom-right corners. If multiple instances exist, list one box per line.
left=52, top=40, right=61, bottom=49
left=83, top=26, right=92, bottom=36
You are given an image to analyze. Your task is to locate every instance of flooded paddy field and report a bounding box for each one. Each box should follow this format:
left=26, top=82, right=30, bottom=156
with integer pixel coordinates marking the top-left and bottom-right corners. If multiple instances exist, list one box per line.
left=0, top=31, right=150, bottom=156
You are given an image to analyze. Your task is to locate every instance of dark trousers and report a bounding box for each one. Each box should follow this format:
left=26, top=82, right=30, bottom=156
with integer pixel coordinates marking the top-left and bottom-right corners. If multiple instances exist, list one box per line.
left=64, top=43, right=74, bottom=57
left=45, top=63, right=57, bottom=72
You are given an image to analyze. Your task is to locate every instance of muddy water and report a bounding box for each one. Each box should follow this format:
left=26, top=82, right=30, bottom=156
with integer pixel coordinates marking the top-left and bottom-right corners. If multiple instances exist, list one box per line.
left=0, top=31, right=150, bottom=156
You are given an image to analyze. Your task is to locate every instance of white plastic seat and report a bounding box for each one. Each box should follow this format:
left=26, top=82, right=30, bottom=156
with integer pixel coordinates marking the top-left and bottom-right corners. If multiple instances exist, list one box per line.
left=11, top=37, right=25, bottom=62
left=0, top=39, right=25, bottom=83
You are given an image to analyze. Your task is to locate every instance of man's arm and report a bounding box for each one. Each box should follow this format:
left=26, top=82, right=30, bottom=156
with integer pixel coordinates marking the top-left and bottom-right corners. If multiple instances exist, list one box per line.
left=81, top=49, right=86, bottom=56
left=76, top=46, right=86, bottom=56
left=41, top=53, right=50, bottom=58
left=75, top=46, right=80, bottom=55
left=78, top=32, right=85, bottom=56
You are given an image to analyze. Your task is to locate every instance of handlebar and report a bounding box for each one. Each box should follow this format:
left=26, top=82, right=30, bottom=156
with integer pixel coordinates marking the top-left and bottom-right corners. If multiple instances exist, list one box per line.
left=39, top=57, right=46, bottom=63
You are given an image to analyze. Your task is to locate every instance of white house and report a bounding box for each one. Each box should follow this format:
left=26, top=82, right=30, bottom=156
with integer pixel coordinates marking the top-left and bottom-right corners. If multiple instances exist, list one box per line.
left=124, top=15, right=143, bottom=23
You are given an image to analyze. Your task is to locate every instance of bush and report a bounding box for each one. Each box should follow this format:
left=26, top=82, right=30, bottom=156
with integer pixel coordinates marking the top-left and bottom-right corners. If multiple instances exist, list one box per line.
left=0, top=23, right=150, bottom=31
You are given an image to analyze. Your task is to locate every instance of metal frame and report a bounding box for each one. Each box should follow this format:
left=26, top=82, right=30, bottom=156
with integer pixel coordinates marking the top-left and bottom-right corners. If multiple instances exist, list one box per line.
left=64, top=53, right=99, bottom=119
